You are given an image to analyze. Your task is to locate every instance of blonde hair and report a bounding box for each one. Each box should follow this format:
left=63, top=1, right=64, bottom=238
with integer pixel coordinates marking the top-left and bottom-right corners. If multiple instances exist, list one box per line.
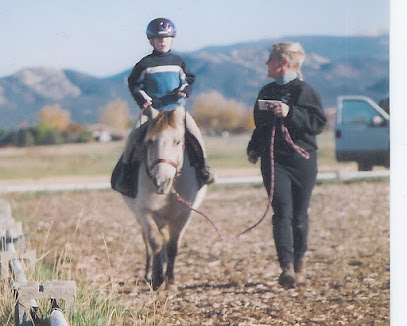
left=272, top=42, right=305, bottom=80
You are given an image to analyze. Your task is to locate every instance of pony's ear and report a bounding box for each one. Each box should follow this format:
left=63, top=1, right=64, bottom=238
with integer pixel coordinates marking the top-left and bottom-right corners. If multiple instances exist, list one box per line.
left=144, top=106, right=159, bottom=120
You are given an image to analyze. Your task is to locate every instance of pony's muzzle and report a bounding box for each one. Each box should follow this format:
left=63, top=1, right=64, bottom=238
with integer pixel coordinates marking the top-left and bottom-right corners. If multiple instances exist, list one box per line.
left=154, top=177, right=172, bottom=194
left=152, top=164, right=176, bottom=194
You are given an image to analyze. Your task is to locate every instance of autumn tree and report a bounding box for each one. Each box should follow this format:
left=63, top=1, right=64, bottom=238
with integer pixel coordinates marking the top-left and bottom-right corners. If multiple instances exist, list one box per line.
left=37, top=104, right=71, bottom=130
left=193, top=91, right=253, bottom=133
left=99, top=99, right=130, bottom=130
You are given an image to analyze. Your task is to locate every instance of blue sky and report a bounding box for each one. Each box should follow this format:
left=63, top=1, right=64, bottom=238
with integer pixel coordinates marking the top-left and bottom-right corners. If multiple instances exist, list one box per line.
left=1, top=0, right=390, bottom=78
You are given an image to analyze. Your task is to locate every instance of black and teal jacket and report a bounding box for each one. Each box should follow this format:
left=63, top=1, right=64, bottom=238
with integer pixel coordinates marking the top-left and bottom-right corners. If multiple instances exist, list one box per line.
left=128, top=50, right=195, bottom=111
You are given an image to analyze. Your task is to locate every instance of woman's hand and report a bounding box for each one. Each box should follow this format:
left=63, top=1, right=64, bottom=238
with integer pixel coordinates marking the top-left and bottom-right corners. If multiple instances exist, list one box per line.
left=269, top=101, right=290, bottom=118
left=248, top=150, right=259, bottom=164
left=178, top=91, right=187, bottom=98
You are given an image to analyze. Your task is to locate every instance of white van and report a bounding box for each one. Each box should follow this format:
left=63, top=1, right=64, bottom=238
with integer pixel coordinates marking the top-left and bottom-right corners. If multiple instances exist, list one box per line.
left=335, top=96, right=390, bottom=171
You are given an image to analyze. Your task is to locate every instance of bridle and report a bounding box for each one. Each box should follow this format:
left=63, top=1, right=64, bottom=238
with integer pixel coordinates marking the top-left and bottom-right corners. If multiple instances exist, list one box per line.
left=139, top=102, right=188, bottom=182
left=145, top=157, right=183, bottom=179
left=143, top=130, right=185, bottom=182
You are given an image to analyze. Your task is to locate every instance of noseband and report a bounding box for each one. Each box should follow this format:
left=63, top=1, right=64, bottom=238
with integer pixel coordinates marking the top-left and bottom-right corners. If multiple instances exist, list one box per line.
left=147, top=158, right=182, bottom=177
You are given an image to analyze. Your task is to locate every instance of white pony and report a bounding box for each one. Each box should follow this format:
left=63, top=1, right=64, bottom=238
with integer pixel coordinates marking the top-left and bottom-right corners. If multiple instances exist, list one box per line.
left=123, top=105, right=207, bottom=290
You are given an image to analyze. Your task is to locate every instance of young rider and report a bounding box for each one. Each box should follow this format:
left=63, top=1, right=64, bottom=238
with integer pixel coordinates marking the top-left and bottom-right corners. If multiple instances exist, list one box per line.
left=115, top=18, right=215, bottom=197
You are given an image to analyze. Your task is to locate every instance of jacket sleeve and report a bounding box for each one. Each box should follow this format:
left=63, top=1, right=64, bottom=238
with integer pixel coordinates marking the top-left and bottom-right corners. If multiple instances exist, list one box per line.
left=178, top=59, right=195, bottom=97
left=283, top=84, right=327, bottom=136
left=127, top=62, right=151, bottom=108
left=247, top=126, right=268, bottom=157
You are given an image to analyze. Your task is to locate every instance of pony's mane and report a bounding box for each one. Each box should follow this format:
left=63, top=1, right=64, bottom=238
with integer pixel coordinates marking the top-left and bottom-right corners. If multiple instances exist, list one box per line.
left=147, top=110, right=180, bottom=139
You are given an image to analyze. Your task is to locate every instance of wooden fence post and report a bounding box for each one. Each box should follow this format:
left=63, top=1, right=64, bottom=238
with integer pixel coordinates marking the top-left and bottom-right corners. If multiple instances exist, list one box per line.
left=1, top=199, right=76, bottom=326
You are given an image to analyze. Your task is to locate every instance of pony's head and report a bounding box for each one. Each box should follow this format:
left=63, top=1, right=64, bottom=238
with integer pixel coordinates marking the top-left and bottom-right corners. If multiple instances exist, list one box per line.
left=144, top=106, right=185, bottom=194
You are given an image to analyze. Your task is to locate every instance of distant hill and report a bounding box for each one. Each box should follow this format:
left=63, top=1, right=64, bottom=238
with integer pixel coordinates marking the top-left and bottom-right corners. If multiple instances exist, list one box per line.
left=0, top=35, right=389, bottom=129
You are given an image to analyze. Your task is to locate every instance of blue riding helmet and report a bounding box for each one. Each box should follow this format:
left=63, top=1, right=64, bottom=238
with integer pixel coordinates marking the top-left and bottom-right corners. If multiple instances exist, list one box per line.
left=146, top=18, right=176, bottom=39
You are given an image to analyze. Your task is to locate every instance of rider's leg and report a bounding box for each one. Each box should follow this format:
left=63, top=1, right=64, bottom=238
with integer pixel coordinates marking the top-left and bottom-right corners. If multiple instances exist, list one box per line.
left=185, top=113, right=216, bottom=185
left=116, top=117, right=149, bottom=197
left=123, top=115, right=149, bottom=164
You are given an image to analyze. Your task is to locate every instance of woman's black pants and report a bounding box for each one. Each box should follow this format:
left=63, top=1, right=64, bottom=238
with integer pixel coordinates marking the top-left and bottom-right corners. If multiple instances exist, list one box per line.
left=261, top=151, right=317, bottom=268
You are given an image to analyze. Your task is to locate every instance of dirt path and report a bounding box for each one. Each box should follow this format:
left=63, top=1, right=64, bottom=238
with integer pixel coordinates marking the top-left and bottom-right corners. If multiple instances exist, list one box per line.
left=8, top=181, right=389, bottom=325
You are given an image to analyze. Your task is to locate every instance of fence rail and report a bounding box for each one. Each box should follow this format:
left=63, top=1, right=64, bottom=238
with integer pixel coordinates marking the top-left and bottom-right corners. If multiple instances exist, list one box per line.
left=0, top=199, right=76, bottom=326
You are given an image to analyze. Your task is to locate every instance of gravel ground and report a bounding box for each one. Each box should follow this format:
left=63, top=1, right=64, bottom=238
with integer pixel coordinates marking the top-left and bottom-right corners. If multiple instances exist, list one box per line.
left=8, top=180, right=389, bottom=325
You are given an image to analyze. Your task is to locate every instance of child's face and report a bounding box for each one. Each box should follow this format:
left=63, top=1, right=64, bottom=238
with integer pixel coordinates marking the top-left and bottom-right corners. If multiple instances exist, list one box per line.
left=150, top=37, right=173, bottom=53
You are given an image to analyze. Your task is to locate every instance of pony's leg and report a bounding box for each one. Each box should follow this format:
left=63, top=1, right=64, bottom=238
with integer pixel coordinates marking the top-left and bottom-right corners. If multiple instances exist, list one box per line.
left=151, top=226, right=169, bottom=290
left=165, top=240, right=178, bottom=291
left=150, top=223, right=170, bottom=291
left=152, top=249, right=165, bottom=291
left=142, top=231, right=152, bottom=282
left=165, top=220, right=188, bottom=291
left=138, top=214, right=166, bottom=290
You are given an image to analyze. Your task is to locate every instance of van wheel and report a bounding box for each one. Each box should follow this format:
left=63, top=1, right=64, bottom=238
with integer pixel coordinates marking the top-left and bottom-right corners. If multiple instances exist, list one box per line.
left=358, top=161, right=373, bottom=171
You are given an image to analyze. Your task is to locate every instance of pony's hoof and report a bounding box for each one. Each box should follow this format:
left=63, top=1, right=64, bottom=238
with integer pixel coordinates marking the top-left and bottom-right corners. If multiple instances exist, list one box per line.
left=152, top=275, right=165, bottom=291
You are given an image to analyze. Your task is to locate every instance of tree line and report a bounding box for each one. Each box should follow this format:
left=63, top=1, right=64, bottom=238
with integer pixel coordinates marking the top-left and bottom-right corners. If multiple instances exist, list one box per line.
left=0, top=100, right=132, bottom=147
left=0, top=92, right=254, bottom=147
left=0, top=105, right=93, bottom=147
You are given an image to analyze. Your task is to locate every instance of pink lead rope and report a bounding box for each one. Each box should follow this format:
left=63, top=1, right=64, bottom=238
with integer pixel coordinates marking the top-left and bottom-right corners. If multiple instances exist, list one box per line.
left=281, top=123, right=310, bottom=160
left=173, top=116, right=310, bottom=242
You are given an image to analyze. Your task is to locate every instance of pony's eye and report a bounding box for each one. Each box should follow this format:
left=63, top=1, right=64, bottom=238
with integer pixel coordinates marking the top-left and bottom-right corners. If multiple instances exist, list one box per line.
left=175, top=140, right=181, bottom=145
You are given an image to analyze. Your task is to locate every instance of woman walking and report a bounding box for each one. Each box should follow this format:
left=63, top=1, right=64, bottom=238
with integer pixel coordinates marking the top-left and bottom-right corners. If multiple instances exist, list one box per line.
left=247, top=42, right=327, bottom=288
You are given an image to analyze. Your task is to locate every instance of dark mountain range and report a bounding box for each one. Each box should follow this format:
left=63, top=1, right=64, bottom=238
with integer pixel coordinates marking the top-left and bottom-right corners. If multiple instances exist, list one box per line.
left=0, top=35, right=389, bottom=129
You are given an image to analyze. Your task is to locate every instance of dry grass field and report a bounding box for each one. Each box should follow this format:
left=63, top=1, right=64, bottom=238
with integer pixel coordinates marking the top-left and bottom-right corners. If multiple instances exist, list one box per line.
left=1, top=132, right=390, bottom=325
left=0, top=131, right=355, bottom=182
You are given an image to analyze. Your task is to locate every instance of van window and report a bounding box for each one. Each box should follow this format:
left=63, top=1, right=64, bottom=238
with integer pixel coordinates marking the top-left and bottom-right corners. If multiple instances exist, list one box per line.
left=342, top=100, right=378, bottom=125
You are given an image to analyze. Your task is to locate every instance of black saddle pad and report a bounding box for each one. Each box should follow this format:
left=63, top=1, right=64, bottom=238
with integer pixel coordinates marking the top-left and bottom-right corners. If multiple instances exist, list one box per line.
left=111, top=154, right=139, bottom=198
